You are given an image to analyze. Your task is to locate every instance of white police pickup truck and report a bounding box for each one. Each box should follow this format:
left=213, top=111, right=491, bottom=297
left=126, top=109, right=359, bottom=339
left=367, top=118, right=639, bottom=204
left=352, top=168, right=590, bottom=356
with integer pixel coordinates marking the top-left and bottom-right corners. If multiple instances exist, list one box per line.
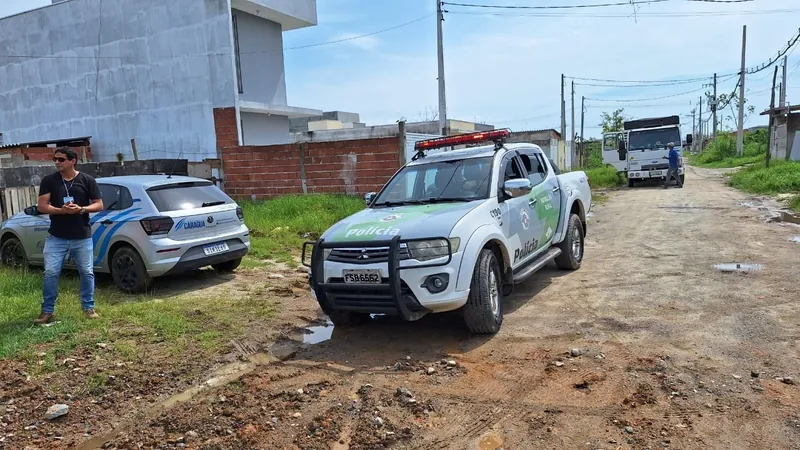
left=303, top=129, right=592, bottom=334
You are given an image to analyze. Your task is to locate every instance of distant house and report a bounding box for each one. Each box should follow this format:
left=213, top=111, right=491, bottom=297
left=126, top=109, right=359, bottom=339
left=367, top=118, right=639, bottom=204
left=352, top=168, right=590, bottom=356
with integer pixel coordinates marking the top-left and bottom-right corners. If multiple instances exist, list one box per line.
left=760, top=106, right=800, bottom=161
left=0, top=0, right=321, bottom=162
left=507, top=129, right=563, bottom=161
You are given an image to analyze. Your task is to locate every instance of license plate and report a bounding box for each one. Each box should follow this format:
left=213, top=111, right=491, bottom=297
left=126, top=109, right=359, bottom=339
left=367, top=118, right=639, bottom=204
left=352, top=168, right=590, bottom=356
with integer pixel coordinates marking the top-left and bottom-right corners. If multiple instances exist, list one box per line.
left=649, top=170, right=663, bottom=177
left=343, top=269, right=382, bottom=284
left=203, top=242, right=229, bottom=256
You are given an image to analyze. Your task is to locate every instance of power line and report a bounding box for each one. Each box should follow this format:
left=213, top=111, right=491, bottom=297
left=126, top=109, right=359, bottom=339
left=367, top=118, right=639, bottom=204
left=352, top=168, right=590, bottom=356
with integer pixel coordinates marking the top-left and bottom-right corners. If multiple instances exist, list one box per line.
left=445, top=8, right=796, bottom=18
left=585, top=84, right=711, bottom=102
left=442, top=0, right=754, bottom=10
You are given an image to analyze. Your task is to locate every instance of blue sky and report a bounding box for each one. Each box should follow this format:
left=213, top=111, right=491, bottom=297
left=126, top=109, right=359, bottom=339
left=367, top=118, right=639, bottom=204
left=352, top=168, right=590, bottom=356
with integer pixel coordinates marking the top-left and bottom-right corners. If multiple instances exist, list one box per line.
left=3, top=0, right=800, bottom=139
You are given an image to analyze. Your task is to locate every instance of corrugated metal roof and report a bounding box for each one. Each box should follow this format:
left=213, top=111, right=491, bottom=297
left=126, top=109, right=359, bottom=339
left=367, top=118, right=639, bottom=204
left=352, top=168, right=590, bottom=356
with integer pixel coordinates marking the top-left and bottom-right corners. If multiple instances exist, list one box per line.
left=0, top=136, right=92, bottom=149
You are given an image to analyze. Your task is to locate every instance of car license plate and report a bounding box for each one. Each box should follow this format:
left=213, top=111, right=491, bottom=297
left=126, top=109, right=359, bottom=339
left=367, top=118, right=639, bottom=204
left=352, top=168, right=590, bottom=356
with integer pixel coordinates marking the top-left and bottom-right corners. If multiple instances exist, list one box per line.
left=649, top=170, right=663, bottom=177
left=343, top=269, right=381, bottom=284
left=203, top=242, right=229, bottom=256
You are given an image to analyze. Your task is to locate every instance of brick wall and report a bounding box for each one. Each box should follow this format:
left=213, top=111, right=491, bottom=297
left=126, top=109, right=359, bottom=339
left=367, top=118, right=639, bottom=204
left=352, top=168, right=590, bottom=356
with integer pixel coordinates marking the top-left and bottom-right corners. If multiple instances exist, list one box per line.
left=222, top=137, right=403, bottom=199
left=0, top=146, right=93, bottom=162
left=214, top=108, right=239, bottom=150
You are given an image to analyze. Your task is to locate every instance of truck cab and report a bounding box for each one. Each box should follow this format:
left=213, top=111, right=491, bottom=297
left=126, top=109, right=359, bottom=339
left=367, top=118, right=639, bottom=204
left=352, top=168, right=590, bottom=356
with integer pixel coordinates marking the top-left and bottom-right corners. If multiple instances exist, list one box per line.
left=602, top=131, right=628, bottom=173
left=621, top=115, right=689, bottom=187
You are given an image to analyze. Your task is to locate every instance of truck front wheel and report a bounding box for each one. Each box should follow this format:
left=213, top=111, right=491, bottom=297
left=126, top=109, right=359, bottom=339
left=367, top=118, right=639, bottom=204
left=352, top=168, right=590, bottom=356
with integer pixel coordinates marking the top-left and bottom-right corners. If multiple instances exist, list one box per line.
left=463, top=249, right=503, bottom=334
left=555, top=213, right=584, bottom=270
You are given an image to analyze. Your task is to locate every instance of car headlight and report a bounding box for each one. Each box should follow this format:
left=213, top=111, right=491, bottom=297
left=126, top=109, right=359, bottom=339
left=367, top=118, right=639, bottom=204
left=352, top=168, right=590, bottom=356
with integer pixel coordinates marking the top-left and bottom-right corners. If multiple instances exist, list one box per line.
left=407, top=238, right=460, bottom=261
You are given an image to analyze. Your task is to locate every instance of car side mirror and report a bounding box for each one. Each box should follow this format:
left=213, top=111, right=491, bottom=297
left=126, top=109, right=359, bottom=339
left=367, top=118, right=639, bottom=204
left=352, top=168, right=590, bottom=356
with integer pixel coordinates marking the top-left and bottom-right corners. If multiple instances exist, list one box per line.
left=503, top=178, right=533, bottom=198
left=364, top=192, right=376, bottom=206
left=24, top=205, right=40, bottom=216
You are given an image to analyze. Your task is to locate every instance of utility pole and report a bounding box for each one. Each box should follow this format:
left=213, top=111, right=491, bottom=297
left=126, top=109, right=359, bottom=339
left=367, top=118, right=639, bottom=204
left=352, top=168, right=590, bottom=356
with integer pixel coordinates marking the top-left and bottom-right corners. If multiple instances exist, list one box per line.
left=436, top=0, right=448, bottom=136
left=712, top=73, right=718, bottom=139
left=780, top=55, right=787, bottom=107
left=570, top=80, right=575, bottom=170
left=736, top=25, right=746, bottom=157
left=561, top=75, right=566, bottom=155
left=767, top=65, right=778, bottom=168
left=580, top=96, right=585, bottom=168
left=699, top=96, right=703, bottom=150
left=692, top=109, right=696, bottom=152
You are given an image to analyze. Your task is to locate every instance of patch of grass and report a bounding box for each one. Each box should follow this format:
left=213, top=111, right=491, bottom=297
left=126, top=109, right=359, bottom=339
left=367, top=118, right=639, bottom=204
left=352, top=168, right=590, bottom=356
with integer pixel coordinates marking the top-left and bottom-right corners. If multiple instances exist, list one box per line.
left=240, top=194, right=364, bottom=262
left=727, top=160, right=800, bottom=195
left=691, top=130, right=767, bottom=168
left=87, top=372, right=110, bottom=395
left=789, top=195, right=800, bottom=212
left=585, top=166, right=625, bottom=189
left=0, top=266, right=280, bottom=361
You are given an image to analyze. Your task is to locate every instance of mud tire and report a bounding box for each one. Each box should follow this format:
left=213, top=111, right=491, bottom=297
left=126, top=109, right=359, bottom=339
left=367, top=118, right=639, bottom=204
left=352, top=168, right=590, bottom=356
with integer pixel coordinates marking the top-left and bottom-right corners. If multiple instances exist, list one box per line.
left=555, top=213, right=584, bottom=270
left=463, top=249, right=503, bottom=334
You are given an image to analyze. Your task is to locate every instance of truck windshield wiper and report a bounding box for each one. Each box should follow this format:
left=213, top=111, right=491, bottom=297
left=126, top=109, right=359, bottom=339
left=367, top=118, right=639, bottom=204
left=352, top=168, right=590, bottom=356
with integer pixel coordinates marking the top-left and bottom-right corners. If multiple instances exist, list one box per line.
left=202, top=201, right=226, bottom=207
left=373, top=200, right=423, bottom=207
left=424, top=197, right=478, bottom=203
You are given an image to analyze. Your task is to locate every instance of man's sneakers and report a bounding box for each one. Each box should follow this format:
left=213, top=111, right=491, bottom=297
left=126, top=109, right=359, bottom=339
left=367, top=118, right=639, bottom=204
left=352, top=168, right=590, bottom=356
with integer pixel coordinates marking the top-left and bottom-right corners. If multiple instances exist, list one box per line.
left=34, top=309, right=99, bottom=325
left=34, top=313, right=54, bottom=325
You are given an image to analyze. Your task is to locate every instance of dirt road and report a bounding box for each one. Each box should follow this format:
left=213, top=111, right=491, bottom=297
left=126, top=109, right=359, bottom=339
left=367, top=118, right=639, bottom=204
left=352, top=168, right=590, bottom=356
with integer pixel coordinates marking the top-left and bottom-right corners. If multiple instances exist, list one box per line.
left=53, top=167, right=800, bottom=449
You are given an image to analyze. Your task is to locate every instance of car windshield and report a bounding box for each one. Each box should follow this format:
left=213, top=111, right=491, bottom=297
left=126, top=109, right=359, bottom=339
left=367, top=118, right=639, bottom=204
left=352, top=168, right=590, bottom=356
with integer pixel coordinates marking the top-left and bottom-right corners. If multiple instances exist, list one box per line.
left=628, top=127, right=681, bottom=151
left=373, top=157, right=493, bottom=206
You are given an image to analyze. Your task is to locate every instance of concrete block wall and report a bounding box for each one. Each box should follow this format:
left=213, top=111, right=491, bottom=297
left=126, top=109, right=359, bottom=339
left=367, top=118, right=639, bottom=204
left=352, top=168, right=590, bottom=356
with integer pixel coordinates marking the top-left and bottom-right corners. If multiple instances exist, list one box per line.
left=0, top=0, right=236, bottom=163
left=222, top=137, right=402, bottom=199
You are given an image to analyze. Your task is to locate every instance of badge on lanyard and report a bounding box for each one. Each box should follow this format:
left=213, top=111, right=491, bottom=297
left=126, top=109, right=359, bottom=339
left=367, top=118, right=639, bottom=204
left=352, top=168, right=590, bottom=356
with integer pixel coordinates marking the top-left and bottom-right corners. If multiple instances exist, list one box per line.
left=63, top=178, right=75, bottom=205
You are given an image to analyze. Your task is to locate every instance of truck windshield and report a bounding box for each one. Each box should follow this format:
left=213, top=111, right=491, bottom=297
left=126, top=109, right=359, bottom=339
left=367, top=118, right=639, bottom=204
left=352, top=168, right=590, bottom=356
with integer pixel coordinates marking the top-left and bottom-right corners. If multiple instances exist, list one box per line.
left=628, top=128, right=681, bottom=151
left=373, top=157, right=493, bottom=206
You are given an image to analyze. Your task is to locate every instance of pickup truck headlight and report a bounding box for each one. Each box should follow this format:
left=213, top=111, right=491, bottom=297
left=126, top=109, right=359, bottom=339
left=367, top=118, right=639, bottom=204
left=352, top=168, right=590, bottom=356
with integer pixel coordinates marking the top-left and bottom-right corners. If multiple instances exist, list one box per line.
left=407, top=238, right=460, bottom=261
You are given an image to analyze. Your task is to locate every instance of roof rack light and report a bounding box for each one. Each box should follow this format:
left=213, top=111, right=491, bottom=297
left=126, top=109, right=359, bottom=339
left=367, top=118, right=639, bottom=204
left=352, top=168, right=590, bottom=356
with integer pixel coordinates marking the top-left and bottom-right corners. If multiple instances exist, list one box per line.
left=413, top=129, right=511, bottom=158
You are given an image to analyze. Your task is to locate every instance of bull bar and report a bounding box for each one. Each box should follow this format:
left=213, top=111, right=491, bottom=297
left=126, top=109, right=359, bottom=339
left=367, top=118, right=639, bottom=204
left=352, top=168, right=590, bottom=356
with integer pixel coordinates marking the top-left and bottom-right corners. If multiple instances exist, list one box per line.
left=301, top=235, right=453, bottom=321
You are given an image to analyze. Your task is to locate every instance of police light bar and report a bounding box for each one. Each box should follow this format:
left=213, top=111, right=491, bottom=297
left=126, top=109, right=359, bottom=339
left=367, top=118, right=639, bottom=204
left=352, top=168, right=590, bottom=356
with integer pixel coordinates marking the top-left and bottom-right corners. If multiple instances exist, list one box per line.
left=414, top=129, right=511, bottom=151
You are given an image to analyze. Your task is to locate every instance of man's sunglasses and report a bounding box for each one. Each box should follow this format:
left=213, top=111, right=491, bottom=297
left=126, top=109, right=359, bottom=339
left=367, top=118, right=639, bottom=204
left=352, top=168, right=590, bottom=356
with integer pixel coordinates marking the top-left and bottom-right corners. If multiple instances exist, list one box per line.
left=53, top=157, right=71, bottom=163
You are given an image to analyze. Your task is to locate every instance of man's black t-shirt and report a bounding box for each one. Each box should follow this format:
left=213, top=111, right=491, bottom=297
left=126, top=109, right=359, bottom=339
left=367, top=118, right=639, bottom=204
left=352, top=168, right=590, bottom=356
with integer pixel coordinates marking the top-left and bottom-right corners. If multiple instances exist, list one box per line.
left=39, top=172, right=102, bottom=240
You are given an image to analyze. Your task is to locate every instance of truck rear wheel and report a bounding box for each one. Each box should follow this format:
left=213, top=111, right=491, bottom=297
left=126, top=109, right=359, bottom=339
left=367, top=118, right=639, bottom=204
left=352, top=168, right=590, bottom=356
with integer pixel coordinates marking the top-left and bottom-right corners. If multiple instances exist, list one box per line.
left=463, top=249, right=503, bottom=334
left=555, top=214, right=584, bottom=270
left=628, top=178, right=635, bottom=188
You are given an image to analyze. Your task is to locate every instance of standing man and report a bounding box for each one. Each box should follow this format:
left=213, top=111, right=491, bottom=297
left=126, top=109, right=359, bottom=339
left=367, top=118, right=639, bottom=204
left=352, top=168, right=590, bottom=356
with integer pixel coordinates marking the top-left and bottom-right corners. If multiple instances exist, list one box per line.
left=663, top=142, right=683, bottom=189
left=34, top=147, right=103, bottom=325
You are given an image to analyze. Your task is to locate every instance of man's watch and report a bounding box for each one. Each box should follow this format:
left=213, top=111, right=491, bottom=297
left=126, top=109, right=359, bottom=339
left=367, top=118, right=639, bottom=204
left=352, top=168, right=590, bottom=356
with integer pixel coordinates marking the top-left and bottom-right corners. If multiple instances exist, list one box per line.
left=79, top=207, right=86, bottom=214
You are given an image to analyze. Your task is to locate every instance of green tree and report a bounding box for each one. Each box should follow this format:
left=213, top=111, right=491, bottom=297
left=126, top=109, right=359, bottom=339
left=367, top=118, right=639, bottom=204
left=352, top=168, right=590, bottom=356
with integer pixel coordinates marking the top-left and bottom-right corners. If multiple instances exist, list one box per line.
left=599, top=109, right=625, bottom=133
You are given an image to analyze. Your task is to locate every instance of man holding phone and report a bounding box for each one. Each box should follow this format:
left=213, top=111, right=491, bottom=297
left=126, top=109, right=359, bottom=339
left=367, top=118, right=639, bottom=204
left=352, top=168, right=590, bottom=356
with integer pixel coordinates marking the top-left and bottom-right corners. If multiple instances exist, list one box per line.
left=34, top=148, right=104, bottom=325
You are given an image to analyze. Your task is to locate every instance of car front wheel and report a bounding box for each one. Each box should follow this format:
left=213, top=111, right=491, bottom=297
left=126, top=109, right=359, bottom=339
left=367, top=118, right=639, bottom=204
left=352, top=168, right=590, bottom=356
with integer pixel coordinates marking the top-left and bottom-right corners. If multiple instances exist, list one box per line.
left=0, top=237, right=28, bottom=269
left=111, top=246, right=153, bottom=294
left=463, top=249, right=503, bottom=334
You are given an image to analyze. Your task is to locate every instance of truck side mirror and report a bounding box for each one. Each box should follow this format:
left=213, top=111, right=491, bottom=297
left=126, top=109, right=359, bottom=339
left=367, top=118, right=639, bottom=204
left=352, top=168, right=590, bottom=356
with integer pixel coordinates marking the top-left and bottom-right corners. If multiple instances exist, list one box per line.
left=686, top=134, right=693, bottom=144
left=617, top=140, right=627, bottom=161
left=364, top=192, right=376, bottom=206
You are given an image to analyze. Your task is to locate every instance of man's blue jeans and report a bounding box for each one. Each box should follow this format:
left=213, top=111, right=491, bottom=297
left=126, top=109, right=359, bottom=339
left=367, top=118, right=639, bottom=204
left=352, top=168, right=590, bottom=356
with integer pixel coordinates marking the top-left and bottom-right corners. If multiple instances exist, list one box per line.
left=42, top=236, right=95, bottom=314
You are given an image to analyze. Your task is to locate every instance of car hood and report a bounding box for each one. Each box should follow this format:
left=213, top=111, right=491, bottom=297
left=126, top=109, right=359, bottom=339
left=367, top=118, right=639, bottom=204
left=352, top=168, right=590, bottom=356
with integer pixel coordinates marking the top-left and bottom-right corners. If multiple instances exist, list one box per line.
left=321, top=201, right=482, bottom=243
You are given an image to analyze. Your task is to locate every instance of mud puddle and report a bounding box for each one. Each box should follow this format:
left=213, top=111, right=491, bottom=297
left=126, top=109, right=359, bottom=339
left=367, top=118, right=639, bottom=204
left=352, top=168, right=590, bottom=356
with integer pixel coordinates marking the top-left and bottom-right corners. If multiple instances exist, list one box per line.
left=769, top=210, right=800, bottom=225
left=302, top=320, right=335, bottom=345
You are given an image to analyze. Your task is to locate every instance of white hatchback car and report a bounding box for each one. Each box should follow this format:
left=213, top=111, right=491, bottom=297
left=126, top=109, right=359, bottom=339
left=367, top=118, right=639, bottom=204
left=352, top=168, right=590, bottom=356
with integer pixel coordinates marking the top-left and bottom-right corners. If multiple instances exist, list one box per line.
left=0, top=175, right=250, bottom=293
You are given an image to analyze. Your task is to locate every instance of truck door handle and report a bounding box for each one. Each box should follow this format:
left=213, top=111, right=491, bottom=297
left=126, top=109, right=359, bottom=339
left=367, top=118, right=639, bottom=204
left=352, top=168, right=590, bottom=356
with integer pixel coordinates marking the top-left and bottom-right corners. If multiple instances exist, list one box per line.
left=528, top=198, right=537, bottom=206
left=552, top=186, right=560, bottom=193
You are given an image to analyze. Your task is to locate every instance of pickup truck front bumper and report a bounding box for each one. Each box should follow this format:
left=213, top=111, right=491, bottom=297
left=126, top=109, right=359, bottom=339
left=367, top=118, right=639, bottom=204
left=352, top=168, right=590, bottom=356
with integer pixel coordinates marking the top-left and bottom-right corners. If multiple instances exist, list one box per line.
left=302, top=236, right=457, bottom=321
